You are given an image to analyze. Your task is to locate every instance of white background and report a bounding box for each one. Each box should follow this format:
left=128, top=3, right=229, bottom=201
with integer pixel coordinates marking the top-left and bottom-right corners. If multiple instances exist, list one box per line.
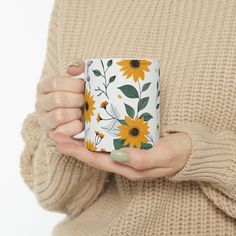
left=0, top=1, right=64, bottom=235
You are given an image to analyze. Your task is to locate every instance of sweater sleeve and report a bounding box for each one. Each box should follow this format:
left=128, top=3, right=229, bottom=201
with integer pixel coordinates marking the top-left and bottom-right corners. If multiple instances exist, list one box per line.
left=162, top=123, right=236, bottom=219
left=20, top=0, right=109, bottom=217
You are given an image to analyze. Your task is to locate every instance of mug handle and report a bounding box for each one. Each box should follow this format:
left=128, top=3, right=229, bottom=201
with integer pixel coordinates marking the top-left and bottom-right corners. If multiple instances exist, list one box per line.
left=71, top=73, right=85, bottom=139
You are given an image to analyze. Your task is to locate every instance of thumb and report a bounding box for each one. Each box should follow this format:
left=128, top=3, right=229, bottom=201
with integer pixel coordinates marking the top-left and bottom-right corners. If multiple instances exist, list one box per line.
left=67, top=59, right=85, bottom=77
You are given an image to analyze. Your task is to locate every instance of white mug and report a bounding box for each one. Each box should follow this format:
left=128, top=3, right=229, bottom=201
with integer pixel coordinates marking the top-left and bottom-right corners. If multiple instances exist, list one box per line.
left=73, top=58, right=160, bottom=152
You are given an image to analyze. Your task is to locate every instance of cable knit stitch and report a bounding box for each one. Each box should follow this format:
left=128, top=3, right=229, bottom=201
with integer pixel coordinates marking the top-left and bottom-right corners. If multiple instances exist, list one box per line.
left=20, top=0, right=236, bottom=235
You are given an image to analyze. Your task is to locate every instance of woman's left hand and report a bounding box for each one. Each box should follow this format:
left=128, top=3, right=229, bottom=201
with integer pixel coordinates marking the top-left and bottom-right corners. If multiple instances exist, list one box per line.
left=49, top=131, right=192, bottom=181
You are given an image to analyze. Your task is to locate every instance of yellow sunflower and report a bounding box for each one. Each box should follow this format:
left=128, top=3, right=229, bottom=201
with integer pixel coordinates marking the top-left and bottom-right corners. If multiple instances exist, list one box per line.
left=84, top=89, right=95, bottom=123
left=117, top=116, right=149, bottom=149
left=117, top=59, right=151, bottom=82
left=85, top=140, right=97, bottom=151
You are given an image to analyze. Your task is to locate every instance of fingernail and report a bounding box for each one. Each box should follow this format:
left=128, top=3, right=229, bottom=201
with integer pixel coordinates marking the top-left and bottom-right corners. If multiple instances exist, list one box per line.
left=110, top=150, right=129, bottom=162
left=68, top=60, right=81, bottom=68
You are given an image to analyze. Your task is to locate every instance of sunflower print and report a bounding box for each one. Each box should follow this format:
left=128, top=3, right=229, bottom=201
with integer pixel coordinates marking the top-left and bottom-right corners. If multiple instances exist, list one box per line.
left=100, top=101, right=108, bottom=109
left=95, top=130, right=105, bottom=139
left=85, top=140, right=97, bottom=151
left=96, top=113, right=102, bottom=122
left=84, top=89, right=95, bottom=123
left=117, top=116, right=149, bottom=148
left=117, top=59, right=151, bottom=82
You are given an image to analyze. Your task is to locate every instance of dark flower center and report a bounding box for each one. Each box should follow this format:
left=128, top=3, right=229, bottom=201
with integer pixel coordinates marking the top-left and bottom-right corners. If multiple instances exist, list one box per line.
left=130, top=60, right=140, bottom=68
left=85, top=101, right=89, bottom=111
left=129, top=127, right=140, bottom=136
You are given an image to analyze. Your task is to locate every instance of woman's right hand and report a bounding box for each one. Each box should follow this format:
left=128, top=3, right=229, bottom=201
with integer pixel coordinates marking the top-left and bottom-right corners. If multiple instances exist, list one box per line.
left=35, top=60, right=85, bottom=136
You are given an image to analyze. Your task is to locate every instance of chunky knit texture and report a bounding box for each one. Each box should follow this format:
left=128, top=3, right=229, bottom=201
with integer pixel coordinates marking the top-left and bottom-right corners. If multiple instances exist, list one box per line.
left=20, top=0, right=236, bottom=235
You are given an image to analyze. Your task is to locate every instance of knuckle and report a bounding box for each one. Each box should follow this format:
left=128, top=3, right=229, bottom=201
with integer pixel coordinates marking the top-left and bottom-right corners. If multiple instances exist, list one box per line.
left=78, top=80, right=85, bottom=92
left=51, top=109, right=65, bottom=125
left=132, top=155, right=145, bottom=170
left=78, top=94, right=84, bottom=106
left=50, top=78, right=58, bottom=91
left=52, top=93, right=63, bottom=107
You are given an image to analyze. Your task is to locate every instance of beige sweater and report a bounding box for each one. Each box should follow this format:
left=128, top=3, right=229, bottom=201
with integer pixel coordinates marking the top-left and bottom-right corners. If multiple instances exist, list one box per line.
left=20, top=0, right=236, bottom=235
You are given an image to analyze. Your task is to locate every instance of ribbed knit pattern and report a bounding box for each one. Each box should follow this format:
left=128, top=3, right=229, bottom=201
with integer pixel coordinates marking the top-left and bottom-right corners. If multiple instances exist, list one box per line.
left=20, top=0, right=236, bottom=235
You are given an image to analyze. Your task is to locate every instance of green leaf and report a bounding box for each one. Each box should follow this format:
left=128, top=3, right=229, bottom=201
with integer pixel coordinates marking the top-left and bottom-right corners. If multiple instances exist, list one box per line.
left=118, top=85, right=139, bottom=98
left=118, top=119, right=126, bottom=125
left=107, top=60, right=113, bottom=67
left=139, top=113, right=153, bottom=121
left=109, top=75, right=116, bottom=83
left=156, top=103, right=160, bottom=109
left=93, top=70, right=101, bottom=76
left=141, top=143, right=153, bottom=150
left=124, top=103, right=135, bottom=118
left=142, top=82, right=151, bottom=92
left=113, top=138, right=129, bottom=150
left=138, top=97, right=149, bottom=112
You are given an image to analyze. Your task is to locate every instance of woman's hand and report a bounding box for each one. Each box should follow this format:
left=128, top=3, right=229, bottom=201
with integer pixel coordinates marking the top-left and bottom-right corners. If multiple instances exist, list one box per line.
left=49, top=131, right=192, bottom=181
left=35, top=60, right=85, bottom=136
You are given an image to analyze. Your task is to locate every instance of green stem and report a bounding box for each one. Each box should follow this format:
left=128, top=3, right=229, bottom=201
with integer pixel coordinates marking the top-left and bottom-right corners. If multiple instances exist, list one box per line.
left=137, top=80, right=142, bottom=117
left=95, top=88, right=108, bottom=99
left=101, top=117, right=115, bottom=121
left=138, top=80, right=142, bottom=99
left=101, top=60, right=109, bottom=98
left=104, top=108, right=118, bottom=120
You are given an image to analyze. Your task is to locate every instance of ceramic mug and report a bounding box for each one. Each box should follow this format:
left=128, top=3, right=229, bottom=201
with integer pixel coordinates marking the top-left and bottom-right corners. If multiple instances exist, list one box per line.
left=73, top=58, right=160, bottom=152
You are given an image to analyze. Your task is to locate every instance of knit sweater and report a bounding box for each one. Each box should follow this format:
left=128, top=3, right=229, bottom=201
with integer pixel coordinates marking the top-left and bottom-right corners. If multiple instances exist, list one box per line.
left=20, top=0, right=236, bottom=235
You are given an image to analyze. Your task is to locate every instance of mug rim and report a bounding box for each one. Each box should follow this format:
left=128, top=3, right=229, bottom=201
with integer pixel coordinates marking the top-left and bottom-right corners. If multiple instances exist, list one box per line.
left=85, top=57, right=160, bottom=63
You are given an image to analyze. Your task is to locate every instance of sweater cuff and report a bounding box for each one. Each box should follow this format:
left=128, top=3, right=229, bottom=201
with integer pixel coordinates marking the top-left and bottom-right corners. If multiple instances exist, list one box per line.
left=163, top=123, right=236, bottom=188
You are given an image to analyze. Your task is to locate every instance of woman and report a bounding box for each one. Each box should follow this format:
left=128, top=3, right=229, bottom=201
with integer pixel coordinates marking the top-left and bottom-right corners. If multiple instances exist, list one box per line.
left=20, top=0, right=236, bottom=235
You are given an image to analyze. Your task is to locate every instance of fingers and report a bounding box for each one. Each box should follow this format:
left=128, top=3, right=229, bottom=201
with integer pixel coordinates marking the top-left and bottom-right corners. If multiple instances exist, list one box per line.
left=36, top=91, right=84, bottom=112
left=55, top=141, right=137, bottom=173
left=37, top=76, right=84, bottom=94
left=55, top=140, right=173, bottom=181
left=35, top=59, right=86, bottom=132
left=40, top=108, right=82, bottom=131
left=49, top=132, right=174, bottom=181
left=48, top=131, right=83, bottom=145
left=54, top=120, right=84, bottom=136
left=110, top=141, right=174, bottom=170
left=51, top=135, right=136, bottom=173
